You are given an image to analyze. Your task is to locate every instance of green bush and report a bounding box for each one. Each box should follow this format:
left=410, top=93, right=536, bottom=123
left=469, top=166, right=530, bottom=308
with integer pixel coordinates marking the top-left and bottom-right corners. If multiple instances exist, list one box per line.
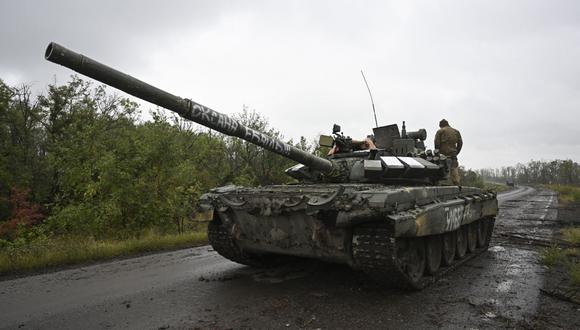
left=459, top=167, right=485, bottom=188
left=539, top=246, right=567, bottom=267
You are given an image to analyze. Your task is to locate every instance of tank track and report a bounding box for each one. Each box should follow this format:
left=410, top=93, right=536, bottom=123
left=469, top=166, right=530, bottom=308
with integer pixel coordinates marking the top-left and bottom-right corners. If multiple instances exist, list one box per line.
left=352, top=217, right=495, bottom=290
left=208, top=221, right=270, bottom=267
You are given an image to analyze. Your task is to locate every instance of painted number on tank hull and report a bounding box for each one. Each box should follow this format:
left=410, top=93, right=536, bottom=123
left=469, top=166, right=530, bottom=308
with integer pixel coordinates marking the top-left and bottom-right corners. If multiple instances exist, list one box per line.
left=444, top=205, right=464, bottom=231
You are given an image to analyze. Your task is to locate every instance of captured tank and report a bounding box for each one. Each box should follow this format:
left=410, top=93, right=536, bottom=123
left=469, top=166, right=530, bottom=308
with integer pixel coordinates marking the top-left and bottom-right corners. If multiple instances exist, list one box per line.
left=45, top=42, right=498, bottom=289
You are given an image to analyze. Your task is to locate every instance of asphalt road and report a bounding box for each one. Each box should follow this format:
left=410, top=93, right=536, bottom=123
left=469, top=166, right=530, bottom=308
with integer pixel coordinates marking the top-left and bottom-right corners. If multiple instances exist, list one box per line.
left=0, top=186, right=556, bottom=329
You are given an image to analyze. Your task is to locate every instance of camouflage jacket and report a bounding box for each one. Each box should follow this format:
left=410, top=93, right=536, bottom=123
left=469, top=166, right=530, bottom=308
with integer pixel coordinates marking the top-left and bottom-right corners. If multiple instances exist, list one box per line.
left=434, top=125, right=463, bottom=158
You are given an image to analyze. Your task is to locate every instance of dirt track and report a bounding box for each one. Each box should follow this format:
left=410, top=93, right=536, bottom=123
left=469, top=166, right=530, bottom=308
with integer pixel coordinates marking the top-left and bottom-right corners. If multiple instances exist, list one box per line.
left=0, top=186, right=575, bottom=329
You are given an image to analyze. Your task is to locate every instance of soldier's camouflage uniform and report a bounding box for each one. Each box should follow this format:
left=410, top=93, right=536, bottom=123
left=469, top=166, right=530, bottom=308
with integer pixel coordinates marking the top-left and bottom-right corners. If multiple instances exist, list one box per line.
left=434, top=123, right=463, bottom=185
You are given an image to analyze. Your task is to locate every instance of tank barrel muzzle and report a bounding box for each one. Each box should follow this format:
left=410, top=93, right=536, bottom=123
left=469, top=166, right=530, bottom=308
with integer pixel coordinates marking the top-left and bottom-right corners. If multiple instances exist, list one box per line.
left=44, top=42, right=333, bottom=173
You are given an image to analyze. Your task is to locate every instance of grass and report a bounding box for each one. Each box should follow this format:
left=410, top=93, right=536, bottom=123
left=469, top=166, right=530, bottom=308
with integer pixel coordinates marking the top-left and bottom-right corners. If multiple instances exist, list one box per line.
left=562, top=227, right=580, bottom=245
left=545, top=184, right=580, bottom=203
left=540, top=226, right=580, bottom=287
left=539, top=246, right=579, bottom=287
left=542, top=185, right=580, bottom=286
left=571, top=263, right=580, bottom=286
left=0, top=231, right=207, bottom=275
left=539, top=246, right=568, bottom=267
left=561, top=228, right=580, bottom=286
left=483, top=182, right=511, bottom=193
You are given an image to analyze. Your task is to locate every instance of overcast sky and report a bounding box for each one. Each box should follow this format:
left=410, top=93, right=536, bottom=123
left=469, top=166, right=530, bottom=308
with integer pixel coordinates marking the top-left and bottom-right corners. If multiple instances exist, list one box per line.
left=1, top=0, right=579, bottom=169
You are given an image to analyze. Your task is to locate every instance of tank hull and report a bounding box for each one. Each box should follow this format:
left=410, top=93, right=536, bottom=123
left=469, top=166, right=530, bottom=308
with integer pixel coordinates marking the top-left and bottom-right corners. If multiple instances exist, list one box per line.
left=203, top=184, right=497, bottom=289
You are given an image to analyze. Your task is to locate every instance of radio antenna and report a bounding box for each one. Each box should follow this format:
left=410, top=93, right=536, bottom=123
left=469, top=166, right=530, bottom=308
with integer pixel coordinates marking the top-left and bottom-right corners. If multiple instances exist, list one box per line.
left=360, top=70, right=378, bottom=127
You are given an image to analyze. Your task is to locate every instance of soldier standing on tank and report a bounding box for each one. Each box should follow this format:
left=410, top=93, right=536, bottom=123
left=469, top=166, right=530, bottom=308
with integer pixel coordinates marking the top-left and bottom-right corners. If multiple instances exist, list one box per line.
left=434, top=119, right=463, bottom=185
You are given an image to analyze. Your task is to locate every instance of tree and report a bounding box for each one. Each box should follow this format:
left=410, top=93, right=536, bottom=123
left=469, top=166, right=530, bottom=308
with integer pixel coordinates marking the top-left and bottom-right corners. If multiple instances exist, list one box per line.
left=0, top=80, right=49, bottom=220
left=223, top=106, right=310, bottom=186
left=0, top=188, right=44, bottom=240
left=478, top=159, right=580, bottom=185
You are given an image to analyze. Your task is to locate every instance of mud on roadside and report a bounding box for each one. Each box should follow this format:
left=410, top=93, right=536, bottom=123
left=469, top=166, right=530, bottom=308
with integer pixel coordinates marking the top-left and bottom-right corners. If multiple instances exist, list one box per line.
left=532, top=200, right=580, bottom=329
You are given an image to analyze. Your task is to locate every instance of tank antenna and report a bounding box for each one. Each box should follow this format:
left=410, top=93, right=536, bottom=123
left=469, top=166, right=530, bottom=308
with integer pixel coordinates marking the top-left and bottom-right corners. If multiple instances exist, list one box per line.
left=360, top=70, right=378, bottom=127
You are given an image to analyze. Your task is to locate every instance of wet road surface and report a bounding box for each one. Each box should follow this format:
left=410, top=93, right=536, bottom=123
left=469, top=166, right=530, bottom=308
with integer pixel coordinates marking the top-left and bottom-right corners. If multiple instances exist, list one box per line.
left=0, top=186, right=558, bottom=329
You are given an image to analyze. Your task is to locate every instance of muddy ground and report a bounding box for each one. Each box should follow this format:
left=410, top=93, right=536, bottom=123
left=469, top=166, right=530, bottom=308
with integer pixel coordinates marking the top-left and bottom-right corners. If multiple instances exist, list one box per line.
left=530, top=197, right=580, bottom=329
left=0, top=186, right=578, bottom=329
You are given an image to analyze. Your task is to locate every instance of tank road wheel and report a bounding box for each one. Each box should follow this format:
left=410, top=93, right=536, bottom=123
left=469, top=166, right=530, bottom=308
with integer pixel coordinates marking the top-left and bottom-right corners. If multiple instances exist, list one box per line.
left=477, top=219, right=490, bottom=247
left=425, top=235, right=442, bottom=275
left=397, top=238, right=426, bottom=283
left=442, top=231, right=456, bottom=266
left=467, top=222, right=478, bottom=253
left=208, top=221, right=278, bottom=268
left=455, top=226, right=468, bottom=259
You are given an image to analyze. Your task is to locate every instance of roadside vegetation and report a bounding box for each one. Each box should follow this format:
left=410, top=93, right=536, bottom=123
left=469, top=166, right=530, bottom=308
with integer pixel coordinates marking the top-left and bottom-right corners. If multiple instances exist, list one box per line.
left=545, top=184, right=580, bottom=203
left=0, top=77, right=309, bottom=275
left=539, top=185, right=580, bottom=286
left=483, top=182, right=511, bottom=193
left=458, top=167, right=510, bottom=192
left=0, top=230, right=207, bottom=274
left=540, top=243, right=579, bottom=286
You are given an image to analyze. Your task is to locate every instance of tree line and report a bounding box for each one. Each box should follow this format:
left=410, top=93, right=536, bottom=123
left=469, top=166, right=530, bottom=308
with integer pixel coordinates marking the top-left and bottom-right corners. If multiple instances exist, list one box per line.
left=477, top=160, right=580, bottom=185
left=0, top=77, right=308, bottom=243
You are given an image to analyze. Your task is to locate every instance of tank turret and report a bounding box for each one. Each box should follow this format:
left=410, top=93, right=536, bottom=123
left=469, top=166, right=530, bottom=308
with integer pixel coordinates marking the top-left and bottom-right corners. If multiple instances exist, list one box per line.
left=45, top=42, right=449, bottom=185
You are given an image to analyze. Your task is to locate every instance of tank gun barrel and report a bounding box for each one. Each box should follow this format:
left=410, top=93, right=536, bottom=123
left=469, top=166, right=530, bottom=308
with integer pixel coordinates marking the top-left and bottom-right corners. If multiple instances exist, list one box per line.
left=44, top=42, right=333, bottom=173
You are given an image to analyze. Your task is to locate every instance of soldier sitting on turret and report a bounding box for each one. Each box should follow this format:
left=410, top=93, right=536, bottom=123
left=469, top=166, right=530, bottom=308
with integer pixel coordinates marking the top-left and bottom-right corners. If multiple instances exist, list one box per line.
left=434, top=119, right=463, bottom=185
left=351, top=137, right=377, bottom=151
left=328, top=136, right=377, bottom=156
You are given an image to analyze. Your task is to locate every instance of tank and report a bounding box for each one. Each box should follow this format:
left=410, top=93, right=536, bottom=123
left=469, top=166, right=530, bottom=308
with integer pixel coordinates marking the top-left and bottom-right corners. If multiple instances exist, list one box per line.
left=45, top=42, right=498, bottom=289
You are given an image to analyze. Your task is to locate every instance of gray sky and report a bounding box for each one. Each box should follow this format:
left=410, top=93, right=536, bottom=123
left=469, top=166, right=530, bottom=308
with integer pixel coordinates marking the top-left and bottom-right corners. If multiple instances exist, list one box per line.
left=2, top=0, right=580, bottom=169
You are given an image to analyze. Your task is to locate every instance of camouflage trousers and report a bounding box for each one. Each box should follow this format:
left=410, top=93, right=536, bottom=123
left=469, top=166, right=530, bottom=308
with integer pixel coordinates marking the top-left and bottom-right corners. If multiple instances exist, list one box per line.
left=450, top=158, right=460, bottom=185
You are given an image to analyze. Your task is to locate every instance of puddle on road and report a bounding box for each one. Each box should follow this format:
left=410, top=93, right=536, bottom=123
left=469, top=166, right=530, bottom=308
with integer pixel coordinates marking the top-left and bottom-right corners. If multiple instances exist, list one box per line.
left=480, top=245, right=544, bottom=322
left=496, top=280, right=513, bottom=293
left=445, top=242, right=546, bottom=329
left=505, top=263, right=525, bottom=276
left=489, top=245, right=506, bottom=253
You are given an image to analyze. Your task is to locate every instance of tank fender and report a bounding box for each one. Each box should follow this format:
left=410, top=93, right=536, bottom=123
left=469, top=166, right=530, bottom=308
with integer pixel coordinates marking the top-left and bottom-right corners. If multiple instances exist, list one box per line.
left=389, top=196, right=497, bottom=237
left=307, top=186, right=345, bottom=206
left=336, top=209, right=387, bottom=227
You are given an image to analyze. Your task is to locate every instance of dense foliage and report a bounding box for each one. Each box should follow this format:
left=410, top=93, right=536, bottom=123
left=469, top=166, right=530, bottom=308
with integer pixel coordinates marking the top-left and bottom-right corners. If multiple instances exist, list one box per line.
left=0, top=77, right=306, bottom=243
left=458, top=167, right=485, bottom=188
